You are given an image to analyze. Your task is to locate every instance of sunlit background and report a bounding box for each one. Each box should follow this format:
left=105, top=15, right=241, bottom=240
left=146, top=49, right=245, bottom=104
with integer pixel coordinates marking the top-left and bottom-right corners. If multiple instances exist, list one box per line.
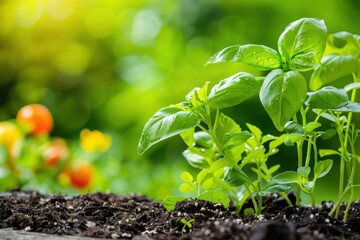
left=0, top=0, right=360, bottom=201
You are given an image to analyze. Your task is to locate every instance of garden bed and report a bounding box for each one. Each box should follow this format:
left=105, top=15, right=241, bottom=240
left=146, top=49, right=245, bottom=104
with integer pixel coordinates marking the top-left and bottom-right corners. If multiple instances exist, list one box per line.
left=1, top=190, right=360, bottom=239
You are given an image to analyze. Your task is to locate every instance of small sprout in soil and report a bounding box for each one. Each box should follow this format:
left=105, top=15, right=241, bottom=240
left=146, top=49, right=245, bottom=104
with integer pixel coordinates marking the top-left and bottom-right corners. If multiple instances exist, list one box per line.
left=181, top=218, right=195, bottom=234
left=244, top=208, right=255, bottom=216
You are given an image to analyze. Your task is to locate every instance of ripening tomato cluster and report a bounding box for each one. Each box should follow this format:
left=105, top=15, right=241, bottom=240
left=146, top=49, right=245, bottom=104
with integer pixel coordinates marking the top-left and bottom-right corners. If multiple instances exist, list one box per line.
left=0, top=104, right=102, bottom=190
left=16, top=104, right=54, bottom=136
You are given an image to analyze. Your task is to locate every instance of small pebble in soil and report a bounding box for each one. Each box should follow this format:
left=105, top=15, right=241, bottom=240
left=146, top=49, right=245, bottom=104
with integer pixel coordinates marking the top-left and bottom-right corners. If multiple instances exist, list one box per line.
left=110, top=233, right=119, bottom=239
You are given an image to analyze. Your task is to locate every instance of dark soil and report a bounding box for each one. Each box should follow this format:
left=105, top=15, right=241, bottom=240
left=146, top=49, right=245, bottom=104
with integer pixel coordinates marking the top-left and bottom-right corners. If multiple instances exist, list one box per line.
left=1, top=190, right=360, bottom=239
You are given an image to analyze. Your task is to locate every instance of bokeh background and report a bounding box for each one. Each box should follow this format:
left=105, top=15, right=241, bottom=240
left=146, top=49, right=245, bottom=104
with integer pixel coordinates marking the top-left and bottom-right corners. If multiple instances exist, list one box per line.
left=0, top=0, right=360, bottom=202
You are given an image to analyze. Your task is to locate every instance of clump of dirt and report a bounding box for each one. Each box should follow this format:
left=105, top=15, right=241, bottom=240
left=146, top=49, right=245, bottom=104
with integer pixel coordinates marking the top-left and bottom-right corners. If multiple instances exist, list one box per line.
left=0, top=190, right=360, bottom=239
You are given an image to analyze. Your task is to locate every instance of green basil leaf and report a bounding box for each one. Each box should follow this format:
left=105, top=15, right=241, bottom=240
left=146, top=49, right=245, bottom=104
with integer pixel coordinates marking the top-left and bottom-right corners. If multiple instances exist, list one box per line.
left=198, top=190, right=230, bottom=208
left=186, top=83, right=209, bottom=103
left=306, top=87, right=360, bottom=112
left=269, top=164, right=281, bottom=174
left=206, top=44, right=281, bottom=70
left=305, top=86, right=349, bottom=109
left=314, top=159, right=333, bottom=179
left=182, top=147, right=212, bottom=169
left=223, top=167, right=251, bottom=187
left=180, top=171, right=194, bottom=183
left=278, top=18, right=327, bottom=71
left=194, top=131, right=213, bottom=149
left=246, top=123, right=263, bottom=143
left=319, top=149, right=340, bottom=157
left=208, top=72, right=262, bottom=109
left=188, top=83, right=210, bottom=121
left=138, top=106, right=200, bottom=154
left=273, top=171, right=301, bottom=185
left=325, top=31, right=360, bottom=57
left=215, top=113, right=241, bottom=147
left=297, top=166, right=311, bottom=178
left=222, top=131, right=251, bottom=151
left=284, top=121, right=305, bottom=136
left=268, top=134, right=287, bottom=155
left=163, top=196, right=187, bottom=211
left=332, top=101, right=360, bottom=112
left=309, top=54, right=359, bottom=91
left=317, top=128, right=337, bottom=140
left=260, top=69, right=307, bottom=131
left=304, top=122, right=322, bottom=133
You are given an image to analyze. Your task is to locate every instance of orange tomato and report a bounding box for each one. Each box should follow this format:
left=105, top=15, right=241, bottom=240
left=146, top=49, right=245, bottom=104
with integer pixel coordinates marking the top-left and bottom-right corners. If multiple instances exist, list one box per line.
left=43, top=139, right=69, bottom=167
left=68, top=162, right=94, bottom=189
left=16, top=104, right=53, bottom=136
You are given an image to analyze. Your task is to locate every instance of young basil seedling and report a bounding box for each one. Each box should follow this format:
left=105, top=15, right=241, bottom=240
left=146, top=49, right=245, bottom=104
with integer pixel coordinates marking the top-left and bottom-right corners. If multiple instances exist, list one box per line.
left=138, top=18, right=360, bottom=220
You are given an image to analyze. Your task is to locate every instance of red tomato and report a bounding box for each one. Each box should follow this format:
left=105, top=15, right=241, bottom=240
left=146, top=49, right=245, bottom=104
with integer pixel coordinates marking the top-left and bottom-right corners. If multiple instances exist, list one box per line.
left=44, top=139, right=68, bottom=167
left=68, top=162, right=94, bottom=189
left=16, top=104, right=53, bottom=136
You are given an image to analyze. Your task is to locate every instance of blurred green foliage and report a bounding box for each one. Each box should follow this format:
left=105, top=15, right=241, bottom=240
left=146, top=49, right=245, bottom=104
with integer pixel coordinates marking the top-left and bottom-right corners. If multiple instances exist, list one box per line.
left=0, top=0, right=359, bottom=200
